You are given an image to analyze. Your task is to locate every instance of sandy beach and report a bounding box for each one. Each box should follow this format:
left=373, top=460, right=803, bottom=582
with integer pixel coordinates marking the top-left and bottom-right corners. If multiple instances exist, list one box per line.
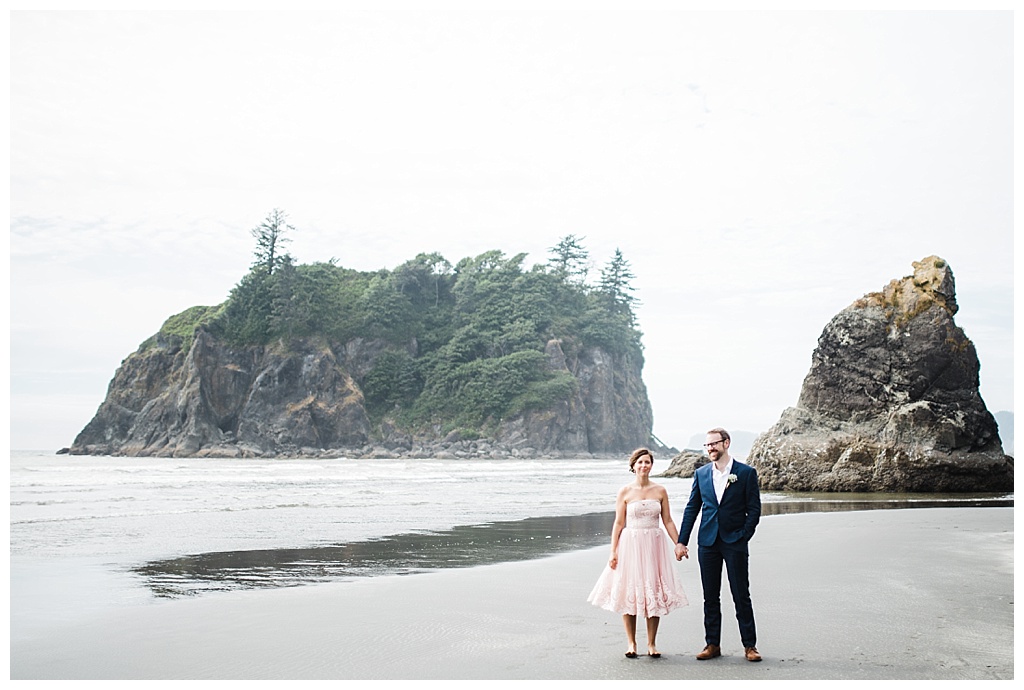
left=11, top=507, right=1013, bottom=680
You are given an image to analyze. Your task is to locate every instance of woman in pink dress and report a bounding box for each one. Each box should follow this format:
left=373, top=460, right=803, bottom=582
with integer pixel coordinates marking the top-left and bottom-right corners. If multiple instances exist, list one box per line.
left=588, top=447, right=688, bottom=658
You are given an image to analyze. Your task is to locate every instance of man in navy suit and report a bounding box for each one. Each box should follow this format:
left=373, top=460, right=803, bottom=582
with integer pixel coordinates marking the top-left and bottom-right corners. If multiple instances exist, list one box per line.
left=675, top=427, right=762, bottom=662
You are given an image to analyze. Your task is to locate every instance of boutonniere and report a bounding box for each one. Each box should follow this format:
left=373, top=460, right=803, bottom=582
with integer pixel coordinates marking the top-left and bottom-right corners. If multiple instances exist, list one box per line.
left=726, top=474, right=738, bottom=485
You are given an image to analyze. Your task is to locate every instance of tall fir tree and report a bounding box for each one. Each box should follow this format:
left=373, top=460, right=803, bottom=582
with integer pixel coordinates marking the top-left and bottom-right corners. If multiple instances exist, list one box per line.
left=598, top=248, right=638, bottom=321
left=251, top=208, right=293, bottom=274
left=547, top=234, right=590, bottom=284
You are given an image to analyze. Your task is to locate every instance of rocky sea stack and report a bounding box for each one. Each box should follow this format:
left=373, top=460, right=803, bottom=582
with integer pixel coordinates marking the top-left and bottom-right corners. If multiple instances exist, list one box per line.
left=748, top=256, right=1012, bottom=492
left=69, top=235, right=656, bottom=459
left=70, top=331, right=652, bottom=459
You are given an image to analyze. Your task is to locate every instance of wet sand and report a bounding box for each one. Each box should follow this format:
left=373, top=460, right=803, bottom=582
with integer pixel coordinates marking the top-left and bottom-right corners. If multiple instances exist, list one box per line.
left=11, top=507, right=1013, bottom=680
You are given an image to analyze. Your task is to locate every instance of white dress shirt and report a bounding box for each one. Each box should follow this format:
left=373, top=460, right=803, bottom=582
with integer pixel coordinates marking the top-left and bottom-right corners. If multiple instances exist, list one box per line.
left=711, top=459, right=734, bottom=504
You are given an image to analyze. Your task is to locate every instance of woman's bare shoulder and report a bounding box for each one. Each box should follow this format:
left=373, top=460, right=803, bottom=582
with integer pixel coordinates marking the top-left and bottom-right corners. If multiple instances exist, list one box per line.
left=650, top=483, right=671, bottom=499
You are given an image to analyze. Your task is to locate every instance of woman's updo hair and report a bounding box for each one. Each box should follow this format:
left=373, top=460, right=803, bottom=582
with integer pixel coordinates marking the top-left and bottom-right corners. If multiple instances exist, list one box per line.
left=628, top=447, right=653, bottom=473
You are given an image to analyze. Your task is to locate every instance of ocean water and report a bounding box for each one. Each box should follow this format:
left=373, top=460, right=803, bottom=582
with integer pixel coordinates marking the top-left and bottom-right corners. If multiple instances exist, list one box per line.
left=9, top=450, right=1011, bottom=638
left=10, top=451, right=644, bottom=561
left=9, top=450, right=659, bottom=634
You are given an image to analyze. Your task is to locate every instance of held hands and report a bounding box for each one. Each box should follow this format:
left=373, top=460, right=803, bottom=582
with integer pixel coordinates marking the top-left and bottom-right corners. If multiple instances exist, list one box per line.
left=674, top=543, right=688, bottom=561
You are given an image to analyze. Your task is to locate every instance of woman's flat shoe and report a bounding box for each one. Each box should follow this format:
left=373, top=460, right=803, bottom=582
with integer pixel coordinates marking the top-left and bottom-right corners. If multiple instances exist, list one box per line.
left=625, top=651, right=638, bottom=658
left=648, top=653, right=661, bottom=658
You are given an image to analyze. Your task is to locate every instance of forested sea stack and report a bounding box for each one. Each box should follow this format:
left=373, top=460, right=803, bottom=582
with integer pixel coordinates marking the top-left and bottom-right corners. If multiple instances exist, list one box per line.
left=70, top=215, right=655, bottom=458
left=748, top=256, right=1013, bottom=492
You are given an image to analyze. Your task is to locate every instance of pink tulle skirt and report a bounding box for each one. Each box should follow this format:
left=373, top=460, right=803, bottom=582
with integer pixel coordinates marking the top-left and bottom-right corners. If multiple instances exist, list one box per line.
left=587, top=503, right=688, bottom=617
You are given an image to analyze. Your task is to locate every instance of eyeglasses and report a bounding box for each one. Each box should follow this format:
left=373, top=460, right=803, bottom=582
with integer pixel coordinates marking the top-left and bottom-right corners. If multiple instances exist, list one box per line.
left=703, top=439, right=726, bottom=449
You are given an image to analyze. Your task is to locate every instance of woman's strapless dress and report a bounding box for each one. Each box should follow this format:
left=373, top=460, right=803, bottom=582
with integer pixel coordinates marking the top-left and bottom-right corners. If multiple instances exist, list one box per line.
left=587, top=499, right=688, bottom=617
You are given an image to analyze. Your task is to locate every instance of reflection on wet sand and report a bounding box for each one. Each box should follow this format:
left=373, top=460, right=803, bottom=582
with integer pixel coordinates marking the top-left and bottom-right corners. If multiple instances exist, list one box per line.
left=133, top=493, right=1012, bottom=598
left=134, top=513, right=611, bottom=598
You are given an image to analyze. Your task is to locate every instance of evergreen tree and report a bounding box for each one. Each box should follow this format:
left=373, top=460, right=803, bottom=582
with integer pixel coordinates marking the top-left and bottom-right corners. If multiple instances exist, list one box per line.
left=269, top=255, right=310, bottom=338
left=191, top=226, right=646, bottom=432
left=547, top=234, right=590, bottom=284
left=598, top=248, right=639, bottom=321
left=251, top=208, right=293, bottom=274
left=218, top=267, right=275, bottom=343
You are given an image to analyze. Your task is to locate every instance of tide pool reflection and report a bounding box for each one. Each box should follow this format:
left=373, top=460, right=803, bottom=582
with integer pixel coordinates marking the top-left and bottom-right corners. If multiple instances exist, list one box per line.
left=132, top=493, right=1011, bottom=598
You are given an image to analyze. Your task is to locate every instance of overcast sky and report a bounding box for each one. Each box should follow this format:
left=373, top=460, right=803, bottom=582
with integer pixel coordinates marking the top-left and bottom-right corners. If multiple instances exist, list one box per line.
left=9, top=9, right=1015, bottom=453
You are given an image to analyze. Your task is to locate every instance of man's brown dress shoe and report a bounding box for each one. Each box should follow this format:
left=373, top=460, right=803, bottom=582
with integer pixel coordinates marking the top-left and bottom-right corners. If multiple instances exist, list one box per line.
left=744, top=646, right=762, bottom=662
left=696, top=644, right=721, bottom=660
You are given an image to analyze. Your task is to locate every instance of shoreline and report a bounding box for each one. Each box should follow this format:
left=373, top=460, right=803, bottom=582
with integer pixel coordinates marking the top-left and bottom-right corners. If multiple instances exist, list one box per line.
left=58, top=445, right=663, bottom=460
left=128, top=496, right=1013, bottom=599
left=11, top=506, right=1014, bottom=680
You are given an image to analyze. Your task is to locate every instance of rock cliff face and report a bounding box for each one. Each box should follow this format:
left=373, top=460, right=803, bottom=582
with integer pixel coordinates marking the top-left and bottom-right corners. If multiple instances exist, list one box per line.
left=73, top=332, right=371, bottom=458
left=495, top=339, right=653, bottom=454
left=748, top=256, right=1013, bottom=492
left=71, top=330, right=653, bottom=458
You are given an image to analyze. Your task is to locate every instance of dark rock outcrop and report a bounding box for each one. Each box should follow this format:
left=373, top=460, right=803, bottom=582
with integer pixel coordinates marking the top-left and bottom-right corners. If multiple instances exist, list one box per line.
left=748, top=256, right=1013, bottom=492
left=658, top=450, right=709, bottom=478
left=71, top=331, right=654, bottom=458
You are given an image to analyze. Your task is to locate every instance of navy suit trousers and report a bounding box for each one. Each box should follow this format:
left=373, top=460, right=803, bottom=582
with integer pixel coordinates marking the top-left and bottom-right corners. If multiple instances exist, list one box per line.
left=698, top=536, right=756, bottom=648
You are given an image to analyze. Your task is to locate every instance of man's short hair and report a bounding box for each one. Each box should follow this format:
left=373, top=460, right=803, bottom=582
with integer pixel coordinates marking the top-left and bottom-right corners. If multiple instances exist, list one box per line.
left=706, top=427, right=730, bottom=442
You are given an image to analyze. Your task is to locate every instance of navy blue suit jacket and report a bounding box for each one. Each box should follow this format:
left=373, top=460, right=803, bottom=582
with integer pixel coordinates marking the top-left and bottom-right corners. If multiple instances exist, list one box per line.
left=678, top=459, right=761, bottom=547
